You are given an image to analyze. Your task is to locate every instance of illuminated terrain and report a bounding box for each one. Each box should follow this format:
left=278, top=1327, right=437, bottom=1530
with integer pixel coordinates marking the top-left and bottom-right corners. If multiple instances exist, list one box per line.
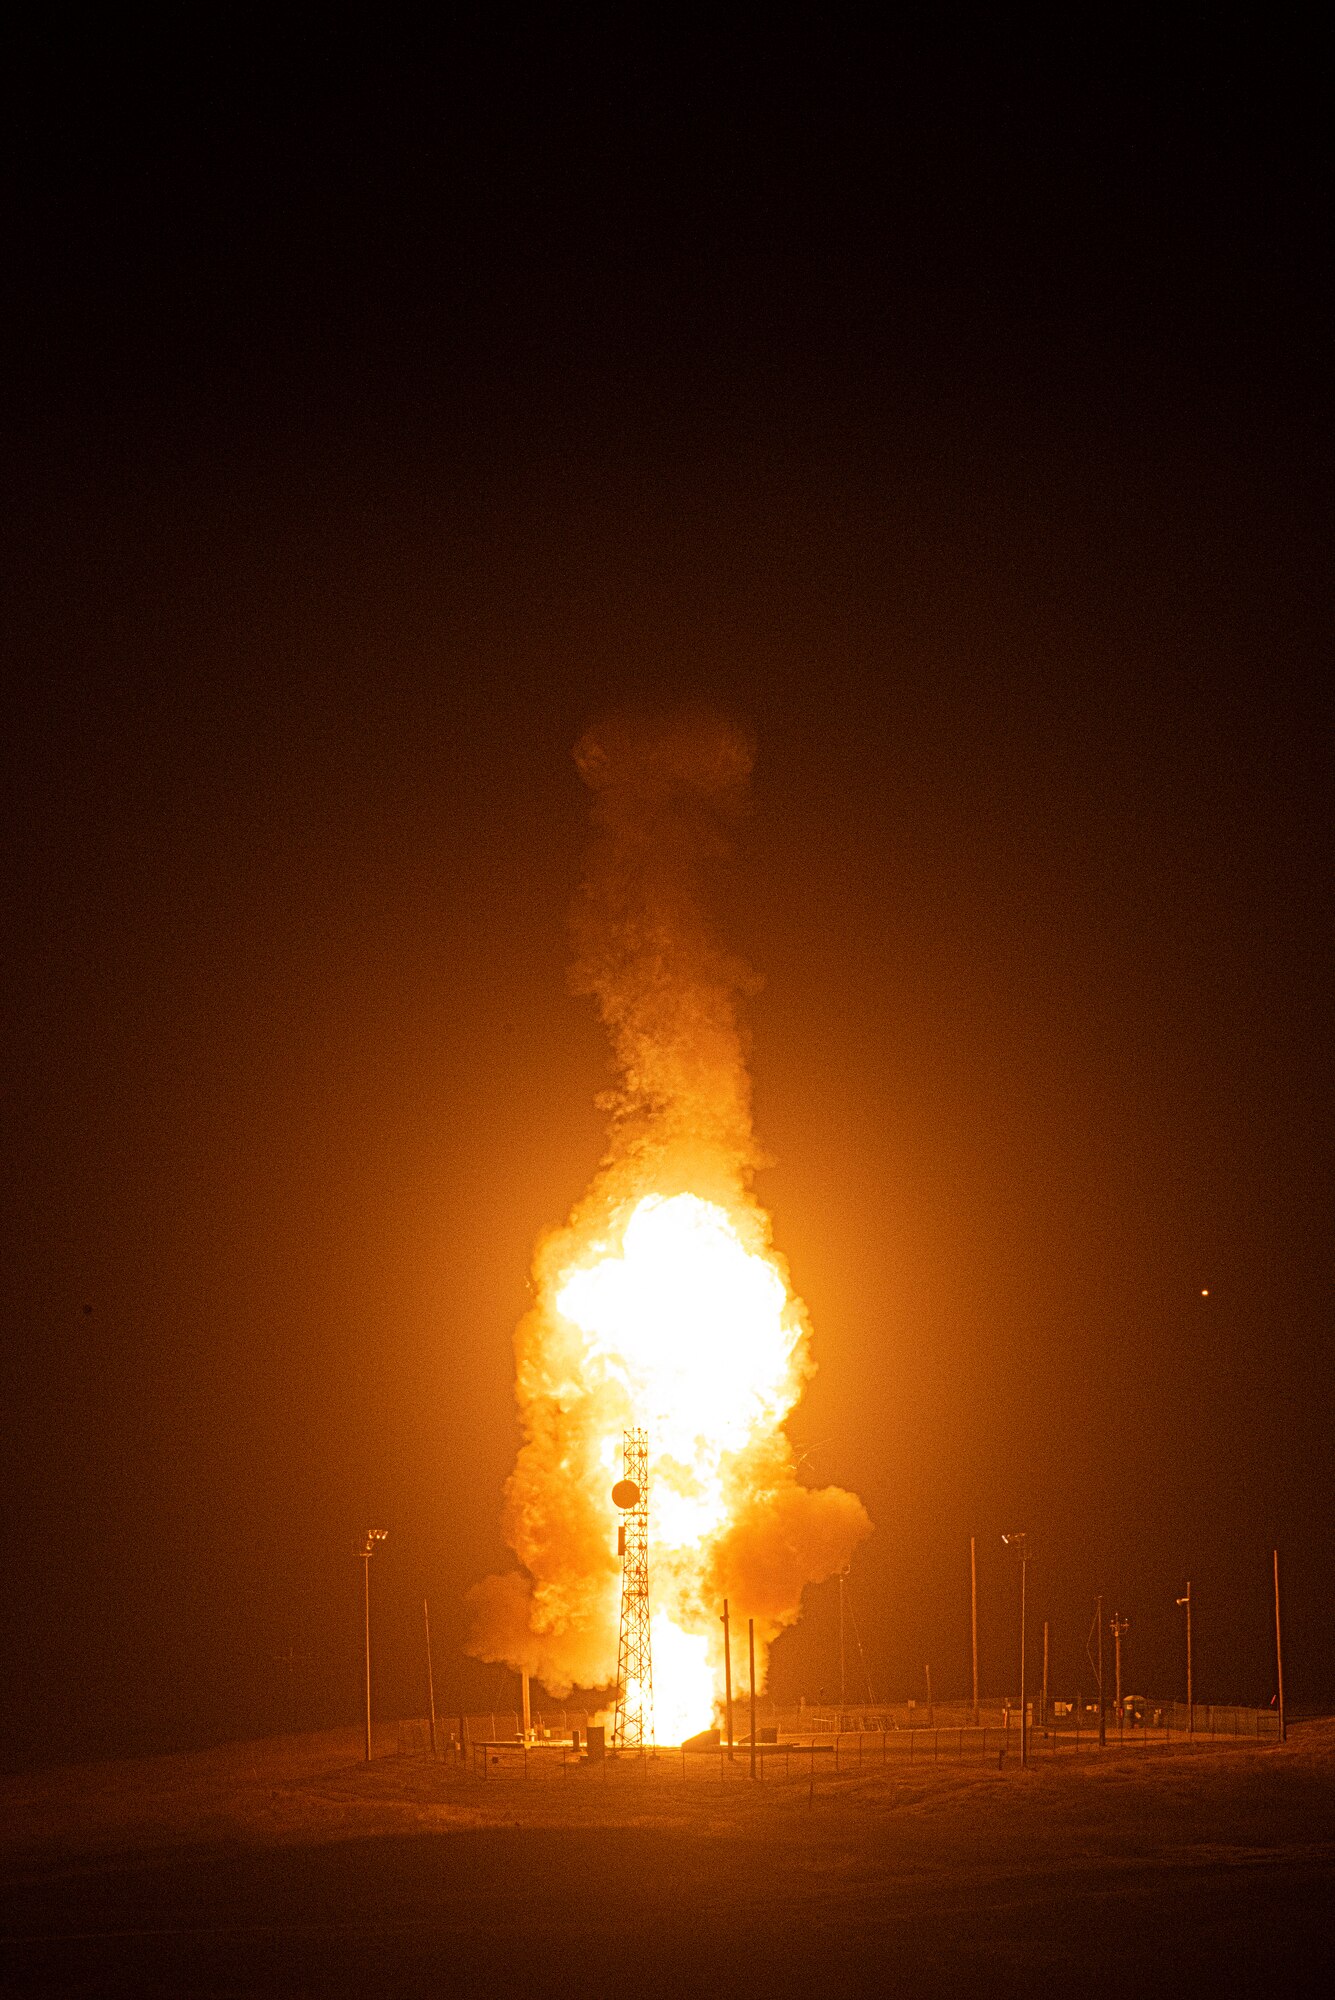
left=4, top=1723, right=1332, bottom=1995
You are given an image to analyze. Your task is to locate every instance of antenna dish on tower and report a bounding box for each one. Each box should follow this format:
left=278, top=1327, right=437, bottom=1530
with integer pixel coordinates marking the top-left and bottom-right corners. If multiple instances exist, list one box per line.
left=612, top=1478, right=641, bottom=1510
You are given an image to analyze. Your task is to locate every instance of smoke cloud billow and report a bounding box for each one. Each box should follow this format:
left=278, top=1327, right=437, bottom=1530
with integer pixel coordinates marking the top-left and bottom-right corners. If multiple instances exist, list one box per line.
left=467, top=710, right=870, bottom=1722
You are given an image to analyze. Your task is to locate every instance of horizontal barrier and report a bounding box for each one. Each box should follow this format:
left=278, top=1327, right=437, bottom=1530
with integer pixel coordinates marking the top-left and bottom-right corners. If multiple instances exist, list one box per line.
left=395, top=1699, right=1279, bottom=1769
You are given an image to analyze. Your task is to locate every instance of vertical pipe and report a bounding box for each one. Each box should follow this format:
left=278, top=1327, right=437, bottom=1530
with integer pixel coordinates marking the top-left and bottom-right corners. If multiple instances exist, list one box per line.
left=722, top=1599, right=734, bottom=1761
left=970, top=1536, right=979, bottom=1726
left=424, top=1599, right=438, bottom=1758
left=363, top=1554, right=372, bottom=1763
left=1273, top=1550, right=1286, bottom=1743
left=748, top=1619, right=757, bottom=1780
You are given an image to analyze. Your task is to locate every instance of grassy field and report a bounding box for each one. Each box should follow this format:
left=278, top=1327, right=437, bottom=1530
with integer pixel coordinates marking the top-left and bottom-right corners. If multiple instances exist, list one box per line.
left=2, top=1721, right=1332, bottom=1995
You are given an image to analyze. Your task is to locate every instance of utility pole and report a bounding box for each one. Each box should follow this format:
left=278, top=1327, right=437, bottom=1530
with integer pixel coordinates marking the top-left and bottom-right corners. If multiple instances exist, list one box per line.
left=1097, top=1593, right=1106, bottom=1748
left=748, top=1618, right=758, bottom=1781
left=1042, top=1621, right=1049, bottom=1728
left=358, top=1529, right=388, bottom=1762
left=1003, top=1533, right=1028, bottom=1768
left=423, top=1599, right=438, bottom=1758
left=970, top=1536, right=979, bottom=1726
left=721, top=1599, right=734, bottom=1760
left=1110, top=1613, right=1128, bottom=1711
left=1272, top=1551, right=1286, bottom=1743
left=1176, top=1582, right=1192, bottom=1734
left=838, top=1566, right=849, bottom=1714
left=1020, top=1550, right=1027, bottom=1767
left=925, top=1663, right=933, bottom=1728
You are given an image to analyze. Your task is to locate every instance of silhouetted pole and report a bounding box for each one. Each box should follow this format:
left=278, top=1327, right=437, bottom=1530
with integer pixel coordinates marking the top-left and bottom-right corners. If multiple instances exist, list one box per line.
left=423, top=1599, right=438, bottom=1758
left=1176, top=1582, right=1193, bottom=1733
left=1273, top=1550, right=1286, bottom=1743
left=925, top=1663, right=933, bottom=1728
left=722, top=1599, right=734, bottom=1760
left=364, top=1556, right=372, bottom=1760
left=1042, top=1621, right=1049, bottom=1727
left=1111, top=1613, right=1128, bottom=1709
left=1097, top=1594, right=1106, bottom=1747
left=970, top=1536, right=979, bottom=1725
left=838, top=1568, right=848, bottom=1712
left=1020, top=1554, right=1028, bottom=1768
left=1003, top=1533, right=1029, bottom=1768
left=358, top=1529, right=387, bottom=1761
left=748, top=1618, right=758, bottom=1780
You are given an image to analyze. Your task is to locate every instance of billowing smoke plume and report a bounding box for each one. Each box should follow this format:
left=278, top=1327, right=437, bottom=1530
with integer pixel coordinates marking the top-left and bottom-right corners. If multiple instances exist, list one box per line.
left=468, top=709, right=870, bottom=1711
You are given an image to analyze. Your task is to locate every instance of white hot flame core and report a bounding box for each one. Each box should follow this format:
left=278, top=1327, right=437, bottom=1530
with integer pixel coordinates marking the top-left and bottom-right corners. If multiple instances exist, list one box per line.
left=553, top=1192, right=802, bottom=1741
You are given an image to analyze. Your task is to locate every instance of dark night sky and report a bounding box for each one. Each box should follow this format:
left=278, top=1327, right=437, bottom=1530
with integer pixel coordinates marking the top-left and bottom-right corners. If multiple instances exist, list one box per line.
left=3, top=20, right=1330, bottom=1766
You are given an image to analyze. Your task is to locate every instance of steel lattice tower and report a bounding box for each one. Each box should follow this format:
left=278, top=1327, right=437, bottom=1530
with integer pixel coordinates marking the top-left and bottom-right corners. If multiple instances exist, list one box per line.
left=613, top=1428, right=654, bottom=1749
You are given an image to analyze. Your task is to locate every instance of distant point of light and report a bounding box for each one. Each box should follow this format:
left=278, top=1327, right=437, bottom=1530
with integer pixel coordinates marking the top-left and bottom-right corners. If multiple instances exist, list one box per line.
left=1201, top=1288, right=1209, bottom=1298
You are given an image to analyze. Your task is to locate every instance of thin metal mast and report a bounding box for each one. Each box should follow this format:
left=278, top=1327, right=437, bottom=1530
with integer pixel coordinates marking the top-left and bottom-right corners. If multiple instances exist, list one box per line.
left=613, top=1428, right=654, bottom=1749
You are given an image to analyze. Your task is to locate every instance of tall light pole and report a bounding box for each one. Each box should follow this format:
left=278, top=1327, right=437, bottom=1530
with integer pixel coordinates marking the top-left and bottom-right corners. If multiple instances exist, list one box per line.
left=1272, top=1550, right=1286, bottom=1744
left=748, top=1618, right=758, bottom=1782
left=1003, top=1534, right=1028, bottom=1768
left=1176, top=1582, right=1192, bottom=1736
left=359, top=1529, right=388, bottom=1761
left=970, top=1536, right=979, bottom=1726
left=838, top=1565, right=849, bottom=1714
left=721, top=1598, right=734, bottom=1760
left=1110, top=1613, right=1128, bottom=1711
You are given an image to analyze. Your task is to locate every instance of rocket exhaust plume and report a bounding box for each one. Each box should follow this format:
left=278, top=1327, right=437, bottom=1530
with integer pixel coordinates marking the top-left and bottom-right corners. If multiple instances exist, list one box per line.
left=468, top=710, right=870, bottom=1742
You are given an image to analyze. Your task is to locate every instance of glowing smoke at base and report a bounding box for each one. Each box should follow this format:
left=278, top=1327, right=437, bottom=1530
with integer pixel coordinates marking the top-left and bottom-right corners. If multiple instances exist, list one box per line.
left=467, top=711, right=871, bottom=1742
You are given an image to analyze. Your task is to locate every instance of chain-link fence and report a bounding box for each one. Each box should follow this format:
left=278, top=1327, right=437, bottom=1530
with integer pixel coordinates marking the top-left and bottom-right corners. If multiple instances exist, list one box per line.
left=394, top=1695, right=1279, bottom=1777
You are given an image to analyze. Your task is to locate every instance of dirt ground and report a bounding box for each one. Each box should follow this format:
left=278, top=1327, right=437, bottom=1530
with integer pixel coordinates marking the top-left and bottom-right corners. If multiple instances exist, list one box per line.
left=2, top=1721, right=1332, bottom=1996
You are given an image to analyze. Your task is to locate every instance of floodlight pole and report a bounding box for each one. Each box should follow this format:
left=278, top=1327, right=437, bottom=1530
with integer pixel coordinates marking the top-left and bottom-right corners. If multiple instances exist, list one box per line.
left=748, top=1619, right=758, bottom=1781
left=1111, top=1613, right=1128, bottom=1710
left=1003, top=1534, right=1028, bottom=1768
left=1097, top=1593, right=1106, bottom=1748
left=1019, top=1552, right=1028, bottom=1768
left=1272, top=1550, right=1286, bottom=1743
left=363, top=1553, right=372, bottom=1760
left=721, top=1599, right=735, bottom=1760
left=838, top=1568, right=847, bottom=1713
left=424, top=1598, right=438, bottom=1758
left=1177, top=1582, right=1193, bottom=1734
left=358, top=1529, right=387, bottom=1762
left=970, top=1536, right=979, bottom=1726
